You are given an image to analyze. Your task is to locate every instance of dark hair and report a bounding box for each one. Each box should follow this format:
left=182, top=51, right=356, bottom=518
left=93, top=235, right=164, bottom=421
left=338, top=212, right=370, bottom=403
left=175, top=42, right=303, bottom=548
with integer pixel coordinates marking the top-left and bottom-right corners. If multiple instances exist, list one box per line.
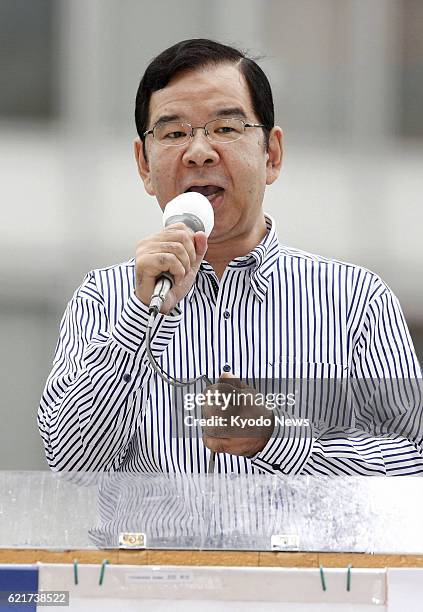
left=135, top=39, right=274, bottom=159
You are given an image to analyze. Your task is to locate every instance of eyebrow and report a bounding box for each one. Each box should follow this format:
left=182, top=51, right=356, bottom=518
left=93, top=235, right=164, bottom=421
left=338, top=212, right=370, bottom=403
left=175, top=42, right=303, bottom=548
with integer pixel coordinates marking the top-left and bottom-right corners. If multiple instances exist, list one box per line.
left=153, top=107, right=248, bottom=126
left=215, top=107, right=248, bottom=119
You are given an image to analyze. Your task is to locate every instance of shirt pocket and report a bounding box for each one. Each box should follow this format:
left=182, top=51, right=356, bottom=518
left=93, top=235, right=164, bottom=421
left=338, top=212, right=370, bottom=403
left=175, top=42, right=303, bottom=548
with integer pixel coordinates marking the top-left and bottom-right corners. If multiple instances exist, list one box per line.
left=259, top=360, right=352, bottom=430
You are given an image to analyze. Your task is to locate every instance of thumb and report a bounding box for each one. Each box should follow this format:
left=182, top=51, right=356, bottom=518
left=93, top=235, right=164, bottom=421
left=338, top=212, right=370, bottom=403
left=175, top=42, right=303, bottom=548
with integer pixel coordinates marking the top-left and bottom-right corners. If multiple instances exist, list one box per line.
left=219, top=372, right=236, bottom=380
left=218, top=371, right=249, bottom=389
left=193, top=231, right=208, bottom=267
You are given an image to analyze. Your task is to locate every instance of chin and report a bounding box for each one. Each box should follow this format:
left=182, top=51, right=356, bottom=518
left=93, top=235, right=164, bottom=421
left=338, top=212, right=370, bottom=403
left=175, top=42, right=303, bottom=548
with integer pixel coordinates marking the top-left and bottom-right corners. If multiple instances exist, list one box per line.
left=208, top=219, right=237, bottom=242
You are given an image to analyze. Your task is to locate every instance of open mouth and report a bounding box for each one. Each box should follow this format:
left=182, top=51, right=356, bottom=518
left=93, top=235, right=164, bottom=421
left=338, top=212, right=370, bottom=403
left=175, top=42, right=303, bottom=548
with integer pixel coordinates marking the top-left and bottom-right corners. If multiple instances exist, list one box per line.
left=185, top=185, right=224, bottom=202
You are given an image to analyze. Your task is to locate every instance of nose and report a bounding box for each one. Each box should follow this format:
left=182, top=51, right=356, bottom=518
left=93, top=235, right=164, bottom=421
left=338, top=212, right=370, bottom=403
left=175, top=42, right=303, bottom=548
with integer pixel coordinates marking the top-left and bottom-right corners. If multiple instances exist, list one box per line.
left=182, top=128, right=220, bottom=168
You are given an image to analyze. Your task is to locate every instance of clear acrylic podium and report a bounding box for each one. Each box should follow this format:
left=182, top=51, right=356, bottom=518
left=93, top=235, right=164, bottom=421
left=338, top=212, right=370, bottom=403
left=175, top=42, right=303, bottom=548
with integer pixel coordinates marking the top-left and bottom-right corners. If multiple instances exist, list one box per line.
left=1, top=472, right=423, bottom=610
left=1, top=471, right=423, bottom=554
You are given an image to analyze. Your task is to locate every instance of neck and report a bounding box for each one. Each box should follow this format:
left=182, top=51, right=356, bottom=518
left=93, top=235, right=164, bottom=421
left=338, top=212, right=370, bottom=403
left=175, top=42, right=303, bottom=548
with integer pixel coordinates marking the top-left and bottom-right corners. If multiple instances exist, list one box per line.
left=205, top=216, right=268, bottom=280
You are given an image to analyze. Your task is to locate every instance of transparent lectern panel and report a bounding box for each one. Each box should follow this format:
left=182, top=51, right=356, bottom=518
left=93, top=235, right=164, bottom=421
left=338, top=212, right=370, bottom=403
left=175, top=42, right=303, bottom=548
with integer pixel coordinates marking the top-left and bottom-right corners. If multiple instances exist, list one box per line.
left=1, top=472, right=423, bottom=553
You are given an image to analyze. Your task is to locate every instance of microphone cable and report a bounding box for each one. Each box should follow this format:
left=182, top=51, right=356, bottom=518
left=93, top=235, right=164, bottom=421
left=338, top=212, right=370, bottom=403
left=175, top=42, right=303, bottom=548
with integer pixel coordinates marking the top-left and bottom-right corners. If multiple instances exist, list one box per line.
left=146, top=303, right=216, bottom=474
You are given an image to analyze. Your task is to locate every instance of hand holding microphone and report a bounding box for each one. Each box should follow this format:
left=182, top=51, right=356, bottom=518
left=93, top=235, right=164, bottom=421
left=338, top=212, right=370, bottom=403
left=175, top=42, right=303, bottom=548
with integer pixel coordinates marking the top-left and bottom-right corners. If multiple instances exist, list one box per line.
left=135, top=192, right=214, bottom=315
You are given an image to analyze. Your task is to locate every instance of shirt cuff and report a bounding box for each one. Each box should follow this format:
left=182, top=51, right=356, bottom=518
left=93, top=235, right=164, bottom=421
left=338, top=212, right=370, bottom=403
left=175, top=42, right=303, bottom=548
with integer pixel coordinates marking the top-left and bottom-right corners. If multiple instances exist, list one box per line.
left=251, top=411, right=317, bottom=475
left=111, top=291, right=182, bottom=356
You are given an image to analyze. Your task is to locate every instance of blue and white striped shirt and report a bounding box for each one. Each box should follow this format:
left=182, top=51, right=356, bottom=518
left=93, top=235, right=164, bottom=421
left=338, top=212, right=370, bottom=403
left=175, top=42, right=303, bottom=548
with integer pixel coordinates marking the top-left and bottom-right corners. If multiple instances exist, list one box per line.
left=38, top=214, right=423, bottom=475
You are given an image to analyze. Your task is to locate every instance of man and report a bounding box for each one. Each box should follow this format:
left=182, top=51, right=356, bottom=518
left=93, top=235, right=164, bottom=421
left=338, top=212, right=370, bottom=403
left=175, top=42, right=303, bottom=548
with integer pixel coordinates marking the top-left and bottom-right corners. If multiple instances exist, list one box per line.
left=38, top=39, right=422, bottom=474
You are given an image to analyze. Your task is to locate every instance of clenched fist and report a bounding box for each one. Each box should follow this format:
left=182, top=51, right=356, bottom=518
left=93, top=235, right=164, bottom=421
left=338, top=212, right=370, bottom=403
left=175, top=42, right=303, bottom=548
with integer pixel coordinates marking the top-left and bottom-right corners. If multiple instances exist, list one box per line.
left=135, top=222, right=208, bottom=314
left=201, top=373, right=275, bottom=457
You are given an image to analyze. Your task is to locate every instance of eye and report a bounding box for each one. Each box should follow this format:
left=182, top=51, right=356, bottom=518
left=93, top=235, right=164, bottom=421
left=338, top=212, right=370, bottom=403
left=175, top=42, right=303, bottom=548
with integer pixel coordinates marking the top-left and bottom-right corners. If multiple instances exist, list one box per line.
left=164, top=130, right=186, bottom=139
left=210, top=119, right=244, bottom=137
left=216, top=126, right=235, bottom=134
left=155, top=122, right=189, bottom=142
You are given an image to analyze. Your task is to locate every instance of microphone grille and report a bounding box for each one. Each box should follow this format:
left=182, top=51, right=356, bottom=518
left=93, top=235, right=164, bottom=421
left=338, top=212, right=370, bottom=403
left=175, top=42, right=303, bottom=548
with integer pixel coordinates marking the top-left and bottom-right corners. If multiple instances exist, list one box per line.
left=163, top=192, right=214, bottom=237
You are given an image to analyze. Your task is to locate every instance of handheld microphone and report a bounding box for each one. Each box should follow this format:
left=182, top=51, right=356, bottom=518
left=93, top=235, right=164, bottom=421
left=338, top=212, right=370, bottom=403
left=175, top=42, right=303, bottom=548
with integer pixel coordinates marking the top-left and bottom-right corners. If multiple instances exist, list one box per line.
left=149, top=192, right=214, bottom=314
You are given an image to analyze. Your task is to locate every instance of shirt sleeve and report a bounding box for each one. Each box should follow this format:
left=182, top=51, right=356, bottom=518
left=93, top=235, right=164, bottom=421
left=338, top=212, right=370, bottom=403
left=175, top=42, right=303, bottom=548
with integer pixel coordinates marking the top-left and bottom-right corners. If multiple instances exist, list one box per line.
left=38, top=272, right=182, bottom=471
left=251, top=278, right=423, bottom=476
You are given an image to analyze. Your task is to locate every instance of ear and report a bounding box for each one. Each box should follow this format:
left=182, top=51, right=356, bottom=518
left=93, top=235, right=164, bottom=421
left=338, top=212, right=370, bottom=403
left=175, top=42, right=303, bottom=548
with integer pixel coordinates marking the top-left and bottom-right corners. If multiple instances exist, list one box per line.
left=134, top=139, right=155, bottom=196
left=265, top=126, right=283, bottom=186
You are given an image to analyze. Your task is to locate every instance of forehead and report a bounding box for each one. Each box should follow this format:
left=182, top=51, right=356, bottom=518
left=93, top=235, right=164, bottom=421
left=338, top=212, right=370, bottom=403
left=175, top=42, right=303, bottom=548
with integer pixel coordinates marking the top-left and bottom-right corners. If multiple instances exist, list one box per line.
left=148, top=63, right=255, bottom=124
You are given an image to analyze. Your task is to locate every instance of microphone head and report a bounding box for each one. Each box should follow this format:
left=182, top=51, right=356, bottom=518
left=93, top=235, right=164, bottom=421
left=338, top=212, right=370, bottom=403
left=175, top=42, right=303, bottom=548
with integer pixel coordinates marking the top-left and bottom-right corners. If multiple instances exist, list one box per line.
left=162, top=192, right=214, bottom=237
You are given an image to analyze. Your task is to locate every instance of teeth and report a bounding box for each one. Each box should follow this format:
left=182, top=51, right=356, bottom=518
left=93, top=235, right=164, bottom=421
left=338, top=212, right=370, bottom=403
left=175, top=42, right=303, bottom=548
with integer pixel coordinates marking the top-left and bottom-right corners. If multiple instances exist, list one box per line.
left=207, top=190, right=223, bottom=202
left=186, top=185, right=223, bottom=197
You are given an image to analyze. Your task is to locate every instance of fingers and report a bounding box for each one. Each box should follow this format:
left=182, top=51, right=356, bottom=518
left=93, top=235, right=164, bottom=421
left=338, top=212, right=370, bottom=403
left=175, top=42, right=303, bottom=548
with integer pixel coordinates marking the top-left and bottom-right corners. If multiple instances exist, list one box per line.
left=136, top=252, right=187, bottom=285
left=137, top=224, right=197, bottom=271
left=199, top=375, right=274, bottom=456
left=203, top=435, right=270, bottom=456
left=217, top=373, right=249, bottom=390
left=139, top=242, right=192, bottom=277
left=164, top=223, right=197, bottom=267
left=135, top=222, right=206, bottom=306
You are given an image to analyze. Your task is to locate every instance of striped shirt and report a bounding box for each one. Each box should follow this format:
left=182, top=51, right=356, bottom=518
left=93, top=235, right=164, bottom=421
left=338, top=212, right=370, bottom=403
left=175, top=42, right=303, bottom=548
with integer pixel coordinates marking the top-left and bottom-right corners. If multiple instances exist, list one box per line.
left=38, top=214, right=423, bottom=475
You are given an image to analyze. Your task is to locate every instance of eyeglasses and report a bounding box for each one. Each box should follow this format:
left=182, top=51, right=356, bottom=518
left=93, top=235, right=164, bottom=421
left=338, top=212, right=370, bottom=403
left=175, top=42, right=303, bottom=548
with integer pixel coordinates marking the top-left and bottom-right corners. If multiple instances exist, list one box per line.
left=143, top=117, right=266, bottom=147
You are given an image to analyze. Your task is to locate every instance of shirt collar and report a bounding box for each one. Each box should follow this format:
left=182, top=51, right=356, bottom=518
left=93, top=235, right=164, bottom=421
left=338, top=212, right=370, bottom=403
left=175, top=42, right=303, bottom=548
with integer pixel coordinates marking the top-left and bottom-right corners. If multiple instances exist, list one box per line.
left=187, top=213, right=280, bottom=303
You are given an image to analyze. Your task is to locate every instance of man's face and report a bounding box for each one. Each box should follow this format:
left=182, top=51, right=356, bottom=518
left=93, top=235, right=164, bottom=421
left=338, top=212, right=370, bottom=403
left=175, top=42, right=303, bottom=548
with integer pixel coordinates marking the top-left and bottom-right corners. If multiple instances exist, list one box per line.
left=135, top=63, right=282, bottom=242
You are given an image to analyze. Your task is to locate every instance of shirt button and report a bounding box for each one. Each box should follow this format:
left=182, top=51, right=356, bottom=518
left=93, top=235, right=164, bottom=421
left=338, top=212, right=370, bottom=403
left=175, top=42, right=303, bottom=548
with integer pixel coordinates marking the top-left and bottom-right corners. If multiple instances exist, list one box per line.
left=223, top=364, right=231, bottom=373
left=123, top=373, right=132, bottom=383
left=223, top=310, right=230, bottom=319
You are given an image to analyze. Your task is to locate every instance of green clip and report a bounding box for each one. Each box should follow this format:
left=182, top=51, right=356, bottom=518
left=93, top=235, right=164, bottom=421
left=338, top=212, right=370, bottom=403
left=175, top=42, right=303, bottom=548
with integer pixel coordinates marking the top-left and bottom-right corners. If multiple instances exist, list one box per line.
left=347, top=564, right=352, bottom=591
left=319, top=565, right=327, bottom=591
left=99, top=559, right=109, bottom=586
left=73, top=559, right=78, bottom=585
